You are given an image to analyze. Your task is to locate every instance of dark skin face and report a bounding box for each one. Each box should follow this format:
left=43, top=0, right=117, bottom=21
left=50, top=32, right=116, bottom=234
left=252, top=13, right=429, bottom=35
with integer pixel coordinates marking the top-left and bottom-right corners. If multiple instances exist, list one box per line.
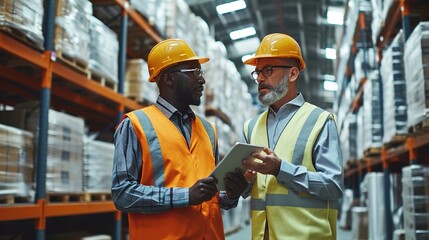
left=157, top=60, right=205, bottom=114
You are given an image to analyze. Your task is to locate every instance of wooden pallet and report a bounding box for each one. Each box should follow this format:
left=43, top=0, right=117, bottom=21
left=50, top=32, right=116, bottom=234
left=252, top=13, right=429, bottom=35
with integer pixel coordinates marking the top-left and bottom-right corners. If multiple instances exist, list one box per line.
left=364, top=147, right=381, bottom=157
left=384, top=134, right=408, bottom=148
left=0, top=24, right=43, bottom=51
left=0, top=195, right=31, bottom=204
left=87, top=70, right=118, bottom=92
left=411, top=118, right=429, bottom=135
left=47, top=192, right=85, bottom=203
left=83, top=192, right=111, bottom=202
left=56, top=51, right=89, bottom=74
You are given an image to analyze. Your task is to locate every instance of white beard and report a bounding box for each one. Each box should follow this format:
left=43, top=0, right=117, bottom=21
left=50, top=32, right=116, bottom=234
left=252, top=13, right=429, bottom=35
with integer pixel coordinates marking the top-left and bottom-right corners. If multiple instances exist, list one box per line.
left=259, top=74, right=289, bottom=106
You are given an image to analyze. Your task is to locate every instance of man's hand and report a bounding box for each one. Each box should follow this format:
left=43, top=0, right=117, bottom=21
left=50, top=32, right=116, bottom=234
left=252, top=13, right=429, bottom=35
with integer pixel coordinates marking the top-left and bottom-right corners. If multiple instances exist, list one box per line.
left=224, top=168, right=248, bottom=199
left=189, top=177, right=218, bottom=206
left=242, top=148, right=281, bottom=176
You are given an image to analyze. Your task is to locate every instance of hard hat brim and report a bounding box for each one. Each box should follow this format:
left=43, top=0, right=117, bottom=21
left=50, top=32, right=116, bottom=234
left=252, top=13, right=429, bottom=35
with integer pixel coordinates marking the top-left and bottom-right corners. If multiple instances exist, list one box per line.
left=148, top=56, right=209, bottom=82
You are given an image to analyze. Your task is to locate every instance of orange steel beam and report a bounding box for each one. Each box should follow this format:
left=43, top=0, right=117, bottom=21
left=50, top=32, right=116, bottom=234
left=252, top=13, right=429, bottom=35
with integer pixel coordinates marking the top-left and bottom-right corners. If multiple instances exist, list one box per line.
left=0, top=204, right=42, bottom=221
left=45, top=202, right=116, bottom=217
left=406, top=136, right=417, bottom=164
left=0, top=66, right=116, bottom=118
left=0, top=33, right=48, bottom=69
left=52, top=62, right=123, bottom=104
left=41, top=51, right=53, bottom=88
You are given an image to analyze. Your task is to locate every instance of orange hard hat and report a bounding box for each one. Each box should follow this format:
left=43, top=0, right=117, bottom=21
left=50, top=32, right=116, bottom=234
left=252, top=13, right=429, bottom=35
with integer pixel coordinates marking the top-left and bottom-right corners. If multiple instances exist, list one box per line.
left=244, top=33, right=306, bottom=71
left=147, top=39, right=209, bottom=82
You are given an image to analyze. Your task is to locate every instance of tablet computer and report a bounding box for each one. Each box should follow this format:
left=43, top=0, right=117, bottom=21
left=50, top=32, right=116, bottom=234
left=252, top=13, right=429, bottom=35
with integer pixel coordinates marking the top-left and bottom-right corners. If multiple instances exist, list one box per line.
left=210, top=142, right=264, bottom=191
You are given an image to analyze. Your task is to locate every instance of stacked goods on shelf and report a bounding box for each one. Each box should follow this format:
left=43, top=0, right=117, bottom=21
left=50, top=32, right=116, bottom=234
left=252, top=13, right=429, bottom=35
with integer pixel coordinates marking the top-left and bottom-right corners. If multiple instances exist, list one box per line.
left=402, top=165, right=429, bottom=239
left=340, top=115, right=350, bottom=163
left=88, top=15, right=119, bottom=87
left=348, top=117, right=358, bottom=160
left=363, top=70, right=383, bottom=151
left=164, top=0, right=193, bottom=44
left=0, top=0, right=44, bottom=49
left=404, top=21, right=429, bottom=129
left=0, top=124, right=33, bottom=200
left=381, top=30, right=408, bottom=144
left=370, top=0, right=396, bottom=46
left=83, top=138, right=114, bottom=193
left=54, top=0, right=92, bottom=67
left=130, top=0, right=166, bottom=37
left=351, top=206, right=368, bottom=240
left=0, top=102, right=85, bottom=193
left=364, top=172, right=403, bottom=239
left=124, top=59, right=158, bottom=104
left=356, top=108, right=365, bottom=159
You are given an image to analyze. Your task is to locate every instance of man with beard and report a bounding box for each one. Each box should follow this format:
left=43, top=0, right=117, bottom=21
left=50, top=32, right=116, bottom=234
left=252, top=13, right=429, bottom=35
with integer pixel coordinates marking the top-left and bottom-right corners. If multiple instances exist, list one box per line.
left=239, top=33, right=344, bottom=239
left=111, top=39, right=248, bottom=240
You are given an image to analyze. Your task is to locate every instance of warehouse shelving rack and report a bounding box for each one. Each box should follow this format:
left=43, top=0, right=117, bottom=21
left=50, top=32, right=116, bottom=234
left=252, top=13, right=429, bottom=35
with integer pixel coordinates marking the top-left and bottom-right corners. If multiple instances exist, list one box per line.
left=0, top=0, right=167, bottom=239
left=340, top=0, right=429, bottom=239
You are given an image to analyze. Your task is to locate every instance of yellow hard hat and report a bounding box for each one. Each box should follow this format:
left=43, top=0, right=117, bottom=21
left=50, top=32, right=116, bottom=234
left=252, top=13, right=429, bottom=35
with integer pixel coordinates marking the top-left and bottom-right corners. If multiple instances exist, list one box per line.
left=147, top=39, right=209, bottom=82
left=244, top=33, right=306, bottom=71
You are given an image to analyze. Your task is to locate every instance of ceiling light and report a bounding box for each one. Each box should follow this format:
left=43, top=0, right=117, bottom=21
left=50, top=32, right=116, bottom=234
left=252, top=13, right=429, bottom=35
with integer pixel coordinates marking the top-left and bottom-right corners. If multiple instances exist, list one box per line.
left=325, top=48, right=336, bottom=60
left=230, top=27, right=256, bottom=40
left=327, top=7, right=344, bottom=25
left=323, top=80, right=338, bottom=91
left=216, top=0, right=247, bottom=14
left=323, top=74, right=336, bottom=81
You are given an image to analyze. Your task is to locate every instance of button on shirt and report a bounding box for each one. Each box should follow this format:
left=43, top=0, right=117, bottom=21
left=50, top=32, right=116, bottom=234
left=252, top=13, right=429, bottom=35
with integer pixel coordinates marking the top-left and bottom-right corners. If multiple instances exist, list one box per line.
left=244, top=93, right=343, bottom=200
left=112, top=96, right=238, bottom=214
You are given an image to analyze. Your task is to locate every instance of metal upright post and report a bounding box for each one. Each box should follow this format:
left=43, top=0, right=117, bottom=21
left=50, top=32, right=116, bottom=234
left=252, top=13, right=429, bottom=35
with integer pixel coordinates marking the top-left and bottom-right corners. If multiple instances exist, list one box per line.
left=400, top=0, right=411, bottom=41
left=36, top=0, right=56, bottom=239
left=117, top=4, right=128, bottom=124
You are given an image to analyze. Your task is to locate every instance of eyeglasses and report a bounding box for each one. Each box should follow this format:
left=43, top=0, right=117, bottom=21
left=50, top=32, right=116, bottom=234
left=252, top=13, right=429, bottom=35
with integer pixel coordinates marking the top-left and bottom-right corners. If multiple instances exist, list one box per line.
left=251, top=65, right=293, bottom=81
left=169, top=68, right=204, bottom=79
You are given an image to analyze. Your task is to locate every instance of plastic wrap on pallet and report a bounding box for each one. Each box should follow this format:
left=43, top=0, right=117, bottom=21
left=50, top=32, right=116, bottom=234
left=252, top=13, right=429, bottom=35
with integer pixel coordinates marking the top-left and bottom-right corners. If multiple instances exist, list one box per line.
left=366, top=173, right=386, bottom=239
left=0, top=124, right=33, bottom=199
left=88, top=15, right=118, bottom=84
left=0, top=102, right=85, bottom=193
left=55, top=0, right=92, bottom=65
left=404, top=21, right=429, bottom=128
left=130, top=0, right=166, bottom=37
left=363, top=70, right=383, bottom=150
left=402, top=165, right=429, bottom=239
left=0, top=0, right=44, bottom=49
left=83, top=138, right=113, bottom=192
left=356, top=108, right=365, bottom=159
left=125, top=59, right=158, bottom=104
left=381, top=30, right=407, bottom=144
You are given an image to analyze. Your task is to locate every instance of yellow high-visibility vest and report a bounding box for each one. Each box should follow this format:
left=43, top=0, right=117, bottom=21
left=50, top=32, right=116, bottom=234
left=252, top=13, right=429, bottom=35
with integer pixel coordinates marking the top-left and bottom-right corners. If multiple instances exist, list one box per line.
left=244, top=102, right=338, bottom=240
left=126, top=105, right=224, bottom=240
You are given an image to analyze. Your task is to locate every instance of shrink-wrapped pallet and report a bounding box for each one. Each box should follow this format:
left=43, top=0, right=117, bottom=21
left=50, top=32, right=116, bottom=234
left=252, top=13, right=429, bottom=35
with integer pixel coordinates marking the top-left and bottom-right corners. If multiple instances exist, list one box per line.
left=0, top=124, right=33, bottom=199
left=89, top=15, right=119, bottom=85
left=0, top=102, right=85, bottom=193
left=83, top=138, right=114, bottom=192
left=55, top=0, right=92, bottom=66
left=363, top=70, right=383, bottom=150
left=402, top=165, right=429, bottom=240
left=404, top=21, right=429, bottom=128
left=381, top=30, right=407, bottom=143
left=0, top=0, right=44, bottom=49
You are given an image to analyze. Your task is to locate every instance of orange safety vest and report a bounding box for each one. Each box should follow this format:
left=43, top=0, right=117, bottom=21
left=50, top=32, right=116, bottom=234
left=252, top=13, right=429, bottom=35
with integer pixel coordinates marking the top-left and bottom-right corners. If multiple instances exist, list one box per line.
left=126, top=105, right=224, bottom=240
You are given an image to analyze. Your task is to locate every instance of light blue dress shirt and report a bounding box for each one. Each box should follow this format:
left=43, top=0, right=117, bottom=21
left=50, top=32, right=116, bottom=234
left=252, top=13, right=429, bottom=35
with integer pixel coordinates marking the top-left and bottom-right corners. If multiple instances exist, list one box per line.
left=244, top=93, right=343, bottom=200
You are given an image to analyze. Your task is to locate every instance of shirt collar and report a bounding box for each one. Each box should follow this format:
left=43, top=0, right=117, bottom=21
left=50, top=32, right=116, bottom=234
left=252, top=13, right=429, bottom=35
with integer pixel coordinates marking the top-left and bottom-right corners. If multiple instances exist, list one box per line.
left=155, top=96, right=196, bottom=121
left=268, top=92, right=305, bottom=114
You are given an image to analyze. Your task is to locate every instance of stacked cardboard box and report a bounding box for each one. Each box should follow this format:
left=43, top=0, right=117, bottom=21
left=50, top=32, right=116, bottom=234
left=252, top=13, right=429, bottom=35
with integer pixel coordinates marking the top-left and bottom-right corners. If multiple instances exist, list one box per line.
left=0, top=124, right=33, bottom=199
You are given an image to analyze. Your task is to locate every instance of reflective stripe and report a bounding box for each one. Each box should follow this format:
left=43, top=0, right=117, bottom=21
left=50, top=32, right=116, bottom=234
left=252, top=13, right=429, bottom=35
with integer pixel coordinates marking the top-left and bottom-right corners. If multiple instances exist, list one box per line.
left=247, top=114, right=260, bottom=143
left=292, top=107, right=324, bottom=165
left=198, top=116, right=215, bottom=157
left=251, top=193, right=338, bottom=210
left=134, top=110, right=165, bottom=187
